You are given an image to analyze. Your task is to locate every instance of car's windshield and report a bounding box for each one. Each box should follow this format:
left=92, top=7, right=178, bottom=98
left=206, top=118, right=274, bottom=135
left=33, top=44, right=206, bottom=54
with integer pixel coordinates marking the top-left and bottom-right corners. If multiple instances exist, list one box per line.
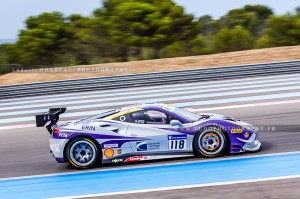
left=173, top=107, right=201, bottom=123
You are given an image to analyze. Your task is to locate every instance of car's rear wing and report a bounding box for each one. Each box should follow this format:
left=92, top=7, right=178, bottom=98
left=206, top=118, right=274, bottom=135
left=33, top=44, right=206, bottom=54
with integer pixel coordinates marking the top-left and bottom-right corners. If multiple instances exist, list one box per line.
left=36, top=108, right=66, bottom=133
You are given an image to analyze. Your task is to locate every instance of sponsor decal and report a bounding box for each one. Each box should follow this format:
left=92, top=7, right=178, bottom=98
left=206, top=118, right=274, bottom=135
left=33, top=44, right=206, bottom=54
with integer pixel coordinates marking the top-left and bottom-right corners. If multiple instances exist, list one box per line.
left=117, top=149, right=122, bottom=154
left=44, top=115, right=51, bottom=121
left=135, top=120, right=145, bottom=124
left=58, top=133, right=68, bottom=138
left=244, top=132, right=250, bottom=138
left=104, top=148, right=114, bottom=158
left=124, top=156, right=147, bottom=162
left=136, top=141, right=160, bottom=151
left=119, top=116, right=126, bottom=121
left=82, top=125, right=96, bottom=131
left=136, top=142, right=147, bottom=151
left=103, top=143, right=119, bottom=148
left=168, top=135, right=187, bottom=140
left=54, top=144, right=60, bottom=152
left=231, top=128, right=243, bottom=134
left=168, top=134, right=187, bottom=150
left=112, top=159, right=123, bottom=163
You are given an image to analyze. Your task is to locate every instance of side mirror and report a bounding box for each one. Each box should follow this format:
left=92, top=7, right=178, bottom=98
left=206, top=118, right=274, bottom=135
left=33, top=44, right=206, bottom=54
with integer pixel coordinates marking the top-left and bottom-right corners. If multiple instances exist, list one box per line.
left=170, top=120, right=184, bottom=128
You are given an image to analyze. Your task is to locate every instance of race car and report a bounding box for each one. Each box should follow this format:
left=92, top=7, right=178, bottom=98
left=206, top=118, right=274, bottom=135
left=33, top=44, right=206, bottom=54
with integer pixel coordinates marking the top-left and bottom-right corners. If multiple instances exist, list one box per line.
left=36, top=103, right=261, bottom=169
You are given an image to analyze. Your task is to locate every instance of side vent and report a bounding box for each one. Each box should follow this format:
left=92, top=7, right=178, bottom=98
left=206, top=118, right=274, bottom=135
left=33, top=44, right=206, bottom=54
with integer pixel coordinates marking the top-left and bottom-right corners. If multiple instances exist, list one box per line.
left=100, top=124, right=111, bottom=128
left=99, top=124, right=119, bottom=133
left=111, top=129, right=119, bottom=133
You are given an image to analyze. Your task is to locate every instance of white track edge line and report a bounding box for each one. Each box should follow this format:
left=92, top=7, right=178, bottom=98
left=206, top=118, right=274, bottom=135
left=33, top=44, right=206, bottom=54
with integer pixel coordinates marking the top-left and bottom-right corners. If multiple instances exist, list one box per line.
left=1, top=150, right=300, bottom=182
left=46, top=174, right=300, bottom=199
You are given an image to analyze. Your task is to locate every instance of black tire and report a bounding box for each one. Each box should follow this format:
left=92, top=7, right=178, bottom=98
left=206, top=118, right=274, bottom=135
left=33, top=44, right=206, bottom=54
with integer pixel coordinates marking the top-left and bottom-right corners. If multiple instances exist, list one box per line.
left=193, top=126, right=228, bottom=158
left=66, top=137, right=101, bottom=169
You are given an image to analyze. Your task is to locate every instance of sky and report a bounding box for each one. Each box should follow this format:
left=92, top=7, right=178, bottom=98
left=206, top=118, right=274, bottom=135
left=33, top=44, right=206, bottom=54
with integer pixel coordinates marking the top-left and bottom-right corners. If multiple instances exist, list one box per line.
left=1, top=0, right=300, bottom=40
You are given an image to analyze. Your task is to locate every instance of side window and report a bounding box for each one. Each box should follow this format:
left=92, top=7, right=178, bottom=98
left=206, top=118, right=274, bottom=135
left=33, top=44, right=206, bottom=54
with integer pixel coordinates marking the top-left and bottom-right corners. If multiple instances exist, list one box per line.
left=112, top=113, right=132, bottom=123
left=131, top=110, right=169, bottom=125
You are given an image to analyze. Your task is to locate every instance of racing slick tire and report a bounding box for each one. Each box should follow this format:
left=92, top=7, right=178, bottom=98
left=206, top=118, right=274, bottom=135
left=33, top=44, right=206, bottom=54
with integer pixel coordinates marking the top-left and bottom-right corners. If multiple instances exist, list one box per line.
left=66, top=137, right=101, bottom=169
left=193, top=126, right=228, bottom=158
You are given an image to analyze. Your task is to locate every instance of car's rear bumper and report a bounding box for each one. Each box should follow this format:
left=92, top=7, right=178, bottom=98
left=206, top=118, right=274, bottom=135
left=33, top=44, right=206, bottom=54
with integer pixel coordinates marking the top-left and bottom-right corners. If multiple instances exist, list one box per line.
left=49, top=138, right=68, bottom=163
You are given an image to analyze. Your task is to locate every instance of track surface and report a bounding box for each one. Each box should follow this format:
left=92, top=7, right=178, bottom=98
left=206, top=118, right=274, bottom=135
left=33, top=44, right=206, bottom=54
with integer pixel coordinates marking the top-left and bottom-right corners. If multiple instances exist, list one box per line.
left=0, top=73, right=300, bottom=198
left=1, top=106, right=300, bottom=179
left=97, top=178, right=300, bottom=199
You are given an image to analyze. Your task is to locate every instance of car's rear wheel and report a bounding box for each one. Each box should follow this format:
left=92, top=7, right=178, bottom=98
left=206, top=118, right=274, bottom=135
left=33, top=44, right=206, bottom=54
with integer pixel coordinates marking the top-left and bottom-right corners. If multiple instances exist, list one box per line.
left=66, top=137, right=101, bottom=169
left=194, top=126, right=227, bottom=158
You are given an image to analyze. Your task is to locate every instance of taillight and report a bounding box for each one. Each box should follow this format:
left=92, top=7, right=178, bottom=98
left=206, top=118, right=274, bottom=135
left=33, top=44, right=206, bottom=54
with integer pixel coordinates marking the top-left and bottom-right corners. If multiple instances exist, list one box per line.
left=53, top=128, right=60, bottom=136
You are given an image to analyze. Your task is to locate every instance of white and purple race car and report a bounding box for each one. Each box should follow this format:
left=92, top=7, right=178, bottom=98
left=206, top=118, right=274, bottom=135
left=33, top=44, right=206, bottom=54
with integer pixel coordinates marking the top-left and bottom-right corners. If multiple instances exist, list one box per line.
left=36, top=103, right=261, bottom=169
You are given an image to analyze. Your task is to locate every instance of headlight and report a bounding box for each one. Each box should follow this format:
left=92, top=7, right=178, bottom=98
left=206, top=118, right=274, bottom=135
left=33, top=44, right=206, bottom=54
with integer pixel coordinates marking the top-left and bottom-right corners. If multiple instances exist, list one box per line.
left=242, top=124, right=256, bottom=131
left=229, top=120, right=257, bottom=132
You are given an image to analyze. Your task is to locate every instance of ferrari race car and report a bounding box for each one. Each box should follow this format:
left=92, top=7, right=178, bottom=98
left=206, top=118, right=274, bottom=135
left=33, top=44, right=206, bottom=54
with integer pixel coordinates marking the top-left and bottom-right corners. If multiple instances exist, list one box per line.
left=36, top=103, right=261, bottom=169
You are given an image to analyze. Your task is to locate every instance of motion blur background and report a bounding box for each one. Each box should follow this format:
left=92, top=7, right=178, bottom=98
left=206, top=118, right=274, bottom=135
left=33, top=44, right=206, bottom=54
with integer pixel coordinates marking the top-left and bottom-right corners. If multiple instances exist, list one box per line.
left=0, top=0, right=299, bottom=74
left=1, top=1, right=300, bottom=198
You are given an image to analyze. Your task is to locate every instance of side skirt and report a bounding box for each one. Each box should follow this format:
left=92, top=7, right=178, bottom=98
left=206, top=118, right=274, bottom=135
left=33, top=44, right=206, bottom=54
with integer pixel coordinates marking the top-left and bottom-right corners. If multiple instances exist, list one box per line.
left=103, top=153, right=194, bottom=164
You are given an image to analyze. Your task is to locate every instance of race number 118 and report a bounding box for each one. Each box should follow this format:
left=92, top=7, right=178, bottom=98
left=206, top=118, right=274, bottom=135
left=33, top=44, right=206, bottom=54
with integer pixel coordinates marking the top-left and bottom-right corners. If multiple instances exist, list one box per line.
left=169, top=140, right=187, bottom=150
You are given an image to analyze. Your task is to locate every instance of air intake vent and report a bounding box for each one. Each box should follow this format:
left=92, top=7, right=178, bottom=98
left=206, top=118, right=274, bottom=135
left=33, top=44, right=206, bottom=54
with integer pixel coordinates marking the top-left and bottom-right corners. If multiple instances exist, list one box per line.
left=224, top=117, right=237, bottom=122
left=100, top=124, right=119, bottom=133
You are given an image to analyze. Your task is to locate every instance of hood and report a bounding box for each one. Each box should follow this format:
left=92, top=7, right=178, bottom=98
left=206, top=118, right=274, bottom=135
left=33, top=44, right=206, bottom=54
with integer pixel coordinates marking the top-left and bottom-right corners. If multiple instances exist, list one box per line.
left=199, top=113, right=256, bottom=131
left=199, top=113, right=237, bottom=121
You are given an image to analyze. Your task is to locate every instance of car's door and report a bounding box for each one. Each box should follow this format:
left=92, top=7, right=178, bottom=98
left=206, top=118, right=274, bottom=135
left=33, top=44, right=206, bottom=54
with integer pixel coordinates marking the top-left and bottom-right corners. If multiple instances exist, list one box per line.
left=127, top=109, right=189, bottom=154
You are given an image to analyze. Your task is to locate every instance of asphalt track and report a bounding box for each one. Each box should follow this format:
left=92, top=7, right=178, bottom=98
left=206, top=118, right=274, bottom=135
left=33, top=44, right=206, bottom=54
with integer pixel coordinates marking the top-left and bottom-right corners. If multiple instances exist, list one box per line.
left=98, top=178, right=300, bottom=199
left=0, top=72, right=300, bottom=198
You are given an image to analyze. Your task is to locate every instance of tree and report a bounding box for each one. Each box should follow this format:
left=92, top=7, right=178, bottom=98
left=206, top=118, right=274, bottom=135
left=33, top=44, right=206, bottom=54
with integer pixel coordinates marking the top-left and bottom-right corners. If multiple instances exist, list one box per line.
left=214, top=26, right=253, bottom=52
left=0, top=44, right=19, bottom=74
left=254, top=34, right=271, bottom=48
left=1, top=43, right=21, bottom=64
left=213, top=28, right=232, bottom=52
left=65, top=14, right=97, bottom=65
left=244, top=5, right=273, bottom=36
left=221, top=5, right=273, bottom=37
left=221, top=8, right=258, bottom=32
left=230, top=26, right=254, bottom=50
left=198, top=15, right=221, bottom=35
left=17, top=12, right=70, bottom=65
left=262, top=13, right=300, bottom=47
left=244, top=5, right=273, bottom=21
left=97, top=0, right=199, bottom=59
left=0, top=45, right=4, bottom=73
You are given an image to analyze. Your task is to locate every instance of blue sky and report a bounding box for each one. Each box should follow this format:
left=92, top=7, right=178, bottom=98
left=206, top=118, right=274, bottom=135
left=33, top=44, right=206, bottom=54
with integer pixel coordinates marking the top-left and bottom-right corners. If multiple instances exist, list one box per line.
left=1, top=0, right=300, bottom=40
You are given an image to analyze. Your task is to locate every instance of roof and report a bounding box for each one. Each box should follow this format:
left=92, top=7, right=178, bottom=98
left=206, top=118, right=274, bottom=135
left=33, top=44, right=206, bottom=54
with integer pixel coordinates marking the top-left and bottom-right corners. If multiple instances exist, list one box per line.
left=120, top=103, right=175, bottom=111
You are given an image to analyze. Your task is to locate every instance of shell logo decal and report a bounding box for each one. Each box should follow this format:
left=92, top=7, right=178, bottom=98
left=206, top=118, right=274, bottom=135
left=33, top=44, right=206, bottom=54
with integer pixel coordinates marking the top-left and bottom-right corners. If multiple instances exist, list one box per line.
left=104, top=148, right=114, bottom=158
left=244, top=132, right=250, bottom=138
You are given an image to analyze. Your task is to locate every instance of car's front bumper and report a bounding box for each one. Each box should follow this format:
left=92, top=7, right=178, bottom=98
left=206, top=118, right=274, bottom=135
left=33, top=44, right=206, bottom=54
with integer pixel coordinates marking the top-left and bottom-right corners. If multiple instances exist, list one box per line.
left=237, top=133, right=261, bottom=152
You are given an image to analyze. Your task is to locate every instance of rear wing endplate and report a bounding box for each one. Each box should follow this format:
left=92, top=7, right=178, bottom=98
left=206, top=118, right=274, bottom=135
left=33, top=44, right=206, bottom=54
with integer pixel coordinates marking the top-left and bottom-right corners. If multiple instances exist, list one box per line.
left=35, top=108, right=66, bottom=128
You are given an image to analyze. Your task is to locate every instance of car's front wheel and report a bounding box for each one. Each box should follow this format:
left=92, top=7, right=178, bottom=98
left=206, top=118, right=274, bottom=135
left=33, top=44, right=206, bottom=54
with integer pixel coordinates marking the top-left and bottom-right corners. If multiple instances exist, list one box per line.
left=194, top=126, right=227, bottom=158
left=66, top=137, right=101, bottom=169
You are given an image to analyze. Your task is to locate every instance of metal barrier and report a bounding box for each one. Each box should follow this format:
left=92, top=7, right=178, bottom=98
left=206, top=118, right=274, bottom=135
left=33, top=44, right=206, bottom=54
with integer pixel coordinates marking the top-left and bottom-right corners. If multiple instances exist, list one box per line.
left=0, top=60, right=299, bottom=99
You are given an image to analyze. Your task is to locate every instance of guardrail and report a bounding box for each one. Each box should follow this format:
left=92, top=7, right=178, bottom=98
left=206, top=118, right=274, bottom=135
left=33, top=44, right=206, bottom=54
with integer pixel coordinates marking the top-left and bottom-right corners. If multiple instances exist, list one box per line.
left=0, top=60, right=300, bottom=99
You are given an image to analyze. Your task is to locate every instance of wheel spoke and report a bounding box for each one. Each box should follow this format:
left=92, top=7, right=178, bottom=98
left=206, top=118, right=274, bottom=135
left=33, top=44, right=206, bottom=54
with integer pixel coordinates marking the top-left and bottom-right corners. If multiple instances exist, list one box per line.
left=198, top=130, right=224, bottom=155
left=70, top=140, right=97, bottom=166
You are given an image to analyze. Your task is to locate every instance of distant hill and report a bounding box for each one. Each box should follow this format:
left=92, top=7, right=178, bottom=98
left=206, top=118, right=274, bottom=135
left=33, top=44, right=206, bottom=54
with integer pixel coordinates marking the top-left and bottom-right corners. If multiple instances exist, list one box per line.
left=0, top=39, right=16, bottom=44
